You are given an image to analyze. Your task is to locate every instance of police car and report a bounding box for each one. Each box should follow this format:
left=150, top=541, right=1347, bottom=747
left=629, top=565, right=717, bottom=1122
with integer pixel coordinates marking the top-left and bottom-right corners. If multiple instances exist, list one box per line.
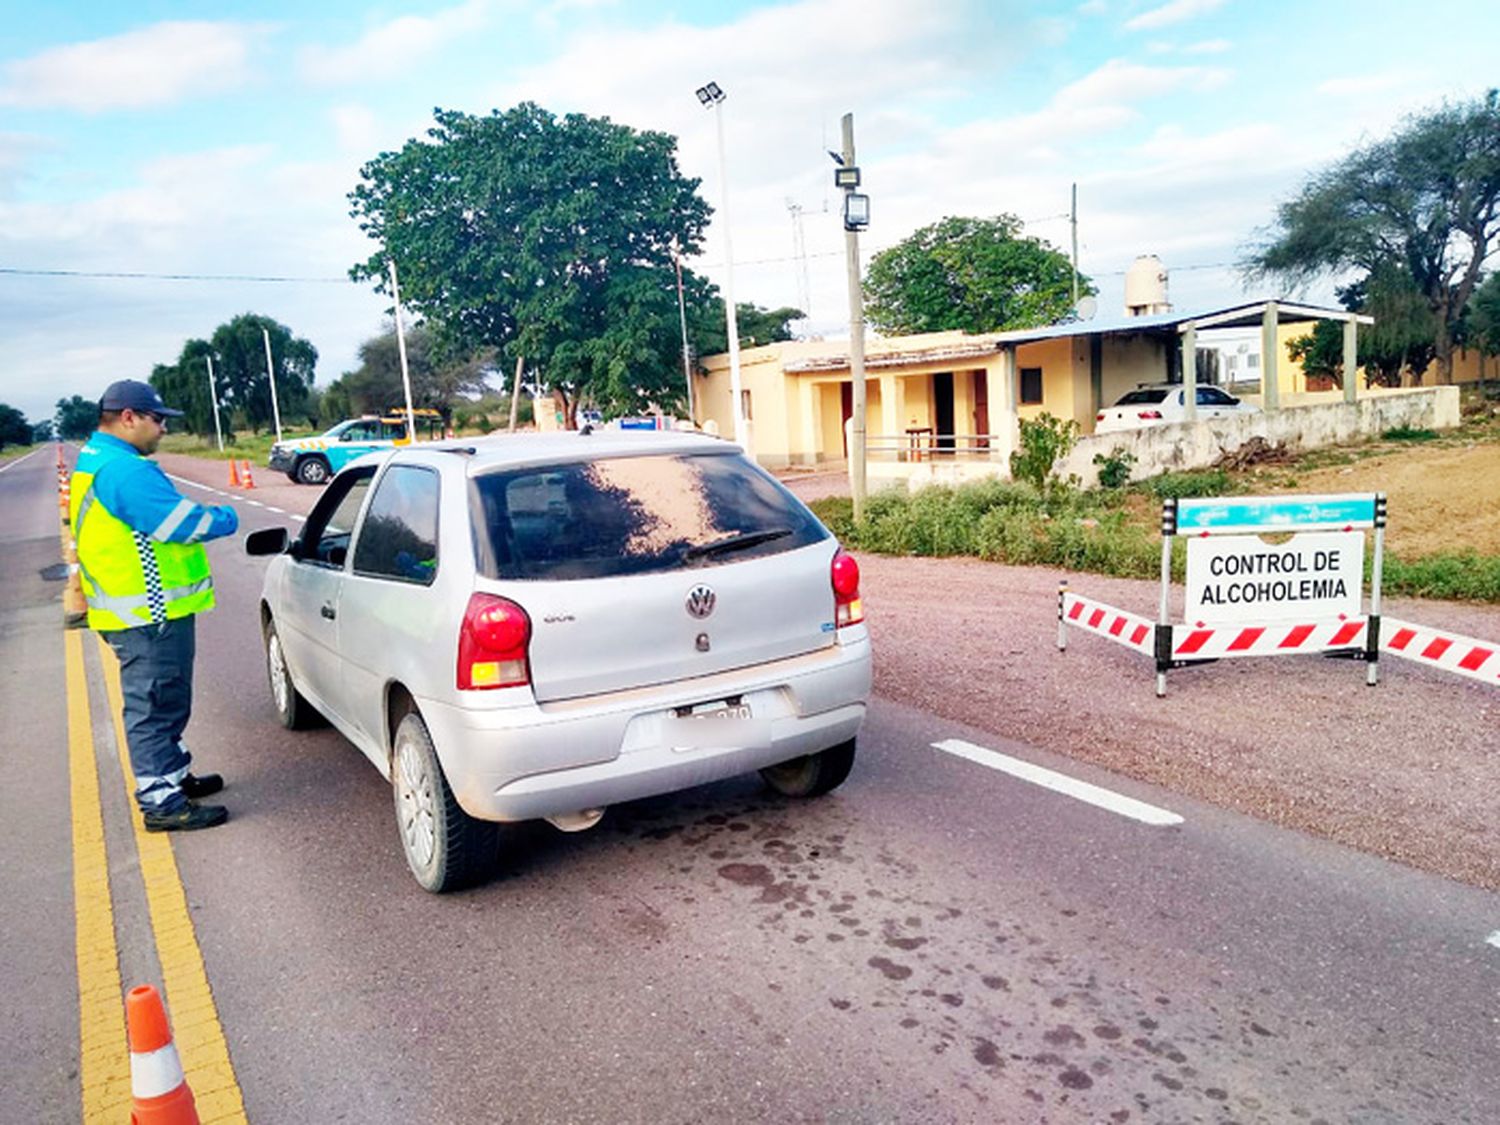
left=269, top=410, right=444, bottom=484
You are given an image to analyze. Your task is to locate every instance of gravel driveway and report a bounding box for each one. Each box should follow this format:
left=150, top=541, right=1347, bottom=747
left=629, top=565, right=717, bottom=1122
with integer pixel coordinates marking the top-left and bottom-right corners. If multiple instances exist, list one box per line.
left=782, top=471, right=1500, bottom=892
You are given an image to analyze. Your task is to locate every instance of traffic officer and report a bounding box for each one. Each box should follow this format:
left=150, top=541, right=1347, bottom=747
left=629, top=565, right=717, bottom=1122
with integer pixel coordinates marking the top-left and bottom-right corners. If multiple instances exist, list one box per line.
left=70, top=380, right=239, bottom=831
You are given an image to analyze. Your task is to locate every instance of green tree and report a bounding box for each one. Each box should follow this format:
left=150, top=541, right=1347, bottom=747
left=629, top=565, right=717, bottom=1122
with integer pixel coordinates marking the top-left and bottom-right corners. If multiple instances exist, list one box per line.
left=205, top=314, right=318, bottom=433
left=0, top=403, right=31, bottom=450
left=1286, top=320, right=1345, bottom=388
left=55, top=395, right=98, bottom=440
left=693, top=302, right=804, bottom=355
left=325, top=323, right=493, bottom=422
left=1470, top=272, right=1500, bottom=359
left=348, top=103, right=712, bottom=426
left=864, top=215, right=1088, bottom=335
left=1248, top=90, right=1500, bottom=384
left=32, top=420, right=55, bottom=443
left=147, top=338, right=229, bottom=441
left=1338, top=266, right=1439, bottom=386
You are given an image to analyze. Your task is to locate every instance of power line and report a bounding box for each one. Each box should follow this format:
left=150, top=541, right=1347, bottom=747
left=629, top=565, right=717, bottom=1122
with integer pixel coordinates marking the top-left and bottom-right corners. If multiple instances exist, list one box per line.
left=0, top=266, right=350, bottom=283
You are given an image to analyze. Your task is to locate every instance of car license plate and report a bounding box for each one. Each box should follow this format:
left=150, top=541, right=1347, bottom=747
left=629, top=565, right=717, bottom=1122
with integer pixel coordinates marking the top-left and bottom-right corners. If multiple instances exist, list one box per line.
left=664, top=700, right=767, bottom=752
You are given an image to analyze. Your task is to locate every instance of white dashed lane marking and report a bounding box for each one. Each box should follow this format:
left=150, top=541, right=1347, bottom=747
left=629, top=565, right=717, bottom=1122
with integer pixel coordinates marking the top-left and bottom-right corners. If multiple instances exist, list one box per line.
left=167, top=473, right=303, bottom=519
left=1487, top=931, right=1500, bottom=950
left=931, top=738, right=1184, bottom=827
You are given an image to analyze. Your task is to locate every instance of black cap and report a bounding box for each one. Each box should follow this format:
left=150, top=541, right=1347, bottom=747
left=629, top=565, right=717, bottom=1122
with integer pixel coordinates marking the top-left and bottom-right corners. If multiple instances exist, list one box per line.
left=98, top=379, right=183, bottom=417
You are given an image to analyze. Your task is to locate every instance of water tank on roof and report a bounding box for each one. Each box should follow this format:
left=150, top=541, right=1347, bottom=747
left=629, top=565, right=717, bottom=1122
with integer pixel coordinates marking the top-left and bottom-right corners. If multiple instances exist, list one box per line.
left=1125, top=254, right=1171, bottom=317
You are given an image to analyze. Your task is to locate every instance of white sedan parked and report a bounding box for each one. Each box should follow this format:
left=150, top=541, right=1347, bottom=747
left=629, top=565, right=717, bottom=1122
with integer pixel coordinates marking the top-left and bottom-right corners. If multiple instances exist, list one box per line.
left=1094, top=383, right=1260, bottom=434
left=246, top=431, right=872, bottom=892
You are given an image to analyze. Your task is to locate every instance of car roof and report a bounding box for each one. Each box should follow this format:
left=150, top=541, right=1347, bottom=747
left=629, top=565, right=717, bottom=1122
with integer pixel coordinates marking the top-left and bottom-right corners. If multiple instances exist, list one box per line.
left=366, top=429, right=741, bottom=477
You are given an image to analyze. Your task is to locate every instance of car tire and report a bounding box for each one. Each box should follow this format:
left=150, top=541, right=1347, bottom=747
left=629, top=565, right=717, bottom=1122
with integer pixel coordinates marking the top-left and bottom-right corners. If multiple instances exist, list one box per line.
left=294, top=455, right=331, bottom=485
left=392, top=711, right=497, bottom=893
left=759, top=738, right=857, bottom=798
left=264, top=620, right=318, bottom=730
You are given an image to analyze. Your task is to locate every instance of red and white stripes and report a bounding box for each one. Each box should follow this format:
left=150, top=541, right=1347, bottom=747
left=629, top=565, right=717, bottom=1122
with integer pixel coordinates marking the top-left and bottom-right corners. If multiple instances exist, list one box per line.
left=1060, top=593, right=1155, bottom=655
left=1173, top=618, right=1366, bottom=660
left=1381, top=618, right=1500, bottom=686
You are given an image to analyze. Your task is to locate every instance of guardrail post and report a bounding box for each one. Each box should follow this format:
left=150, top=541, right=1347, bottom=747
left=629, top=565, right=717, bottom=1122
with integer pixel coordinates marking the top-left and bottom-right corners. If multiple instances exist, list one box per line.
left=1057, top=581, right=1068, bottom=651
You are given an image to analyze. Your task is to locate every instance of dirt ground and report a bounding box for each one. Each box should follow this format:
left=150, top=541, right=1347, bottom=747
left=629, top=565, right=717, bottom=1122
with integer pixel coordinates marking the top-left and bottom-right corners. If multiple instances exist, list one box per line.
left=1256, top=438, right=1500, bottom=557
left=781, top=433, right=1500, bottom=892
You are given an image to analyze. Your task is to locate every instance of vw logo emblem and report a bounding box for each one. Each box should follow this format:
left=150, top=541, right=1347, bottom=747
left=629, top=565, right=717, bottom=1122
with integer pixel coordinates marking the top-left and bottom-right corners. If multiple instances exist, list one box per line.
left=685, top=584, right=716, bottom=619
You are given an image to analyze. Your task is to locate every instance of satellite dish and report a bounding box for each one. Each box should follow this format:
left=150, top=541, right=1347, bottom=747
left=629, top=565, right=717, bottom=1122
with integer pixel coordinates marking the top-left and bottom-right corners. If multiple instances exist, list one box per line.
left=1075, top=295, right=1098, bottom=321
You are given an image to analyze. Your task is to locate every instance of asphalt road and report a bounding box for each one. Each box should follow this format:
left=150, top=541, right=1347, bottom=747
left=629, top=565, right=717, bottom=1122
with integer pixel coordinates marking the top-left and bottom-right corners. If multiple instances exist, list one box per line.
left=3, top=447, right=1497, bottom=1123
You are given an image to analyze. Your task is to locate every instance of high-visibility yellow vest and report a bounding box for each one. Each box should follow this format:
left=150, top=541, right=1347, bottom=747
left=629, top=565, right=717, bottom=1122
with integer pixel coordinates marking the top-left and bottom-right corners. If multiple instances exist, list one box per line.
left=70, top=459, right=216, bottom=632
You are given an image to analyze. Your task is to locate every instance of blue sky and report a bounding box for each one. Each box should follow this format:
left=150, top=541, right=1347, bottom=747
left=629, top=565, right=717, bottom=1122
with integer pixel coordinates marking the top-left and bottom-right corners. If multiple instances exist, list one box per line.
left=3, top=0, right=1497, bottom=425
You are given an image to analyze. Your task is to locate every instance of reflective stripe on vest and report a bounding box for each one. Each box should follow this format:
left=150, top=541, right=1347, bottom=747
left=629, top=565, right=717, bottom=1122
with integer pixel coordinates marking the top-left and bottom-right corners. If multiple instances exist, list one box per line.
left=71, top=470, right=216, bottom=632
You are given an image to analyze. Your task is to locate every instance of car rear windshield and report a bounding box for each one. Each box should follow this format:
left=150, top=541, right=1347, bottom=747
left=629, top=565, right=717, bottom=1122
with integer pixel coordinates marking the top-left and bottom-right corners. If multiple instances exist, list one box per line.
left=1114, top=388, right=1171, bottom=406
left=470, top=451, right=829, bottom=580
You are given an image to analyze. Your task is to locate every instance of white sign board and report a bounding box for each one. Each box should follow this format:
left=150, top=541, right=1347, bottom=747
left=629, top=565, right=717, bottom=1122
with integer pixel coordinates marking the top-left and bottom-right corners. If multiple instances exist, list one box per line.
left=1185, top=531, right=1365, bottom=624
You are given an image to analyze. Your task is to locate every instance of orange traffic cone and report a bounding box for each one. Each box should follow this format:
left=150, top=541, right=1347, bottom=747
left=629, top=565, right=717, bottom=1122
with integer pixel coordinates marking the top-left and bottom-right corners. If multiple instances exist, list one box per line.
left=126, top=984, right=199, bottom=1124
left=240, top=461, right=255, bottom=489
left=228, top=459, right=241, bottom=488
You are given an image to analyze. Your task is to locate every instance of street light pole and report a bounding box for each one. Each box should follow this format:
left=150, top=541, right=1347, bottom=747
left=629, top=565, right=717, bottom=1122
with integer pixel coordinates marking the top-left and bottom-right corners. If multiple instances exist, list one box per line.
left=697, top=81, right=747, bottom=450
left=672, top=236, right=695, bottom=422
left=838, top=112, right=868, bottom=522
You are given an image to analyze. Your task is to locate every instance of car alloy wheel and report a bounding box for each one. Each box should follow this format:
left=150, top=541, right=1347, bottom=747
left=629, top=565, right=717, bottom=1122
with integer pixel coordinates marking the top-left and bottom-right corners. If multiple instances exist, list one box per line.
left=268, top=631, right=290, bottom=716
left=395, top=727, right=438, bottom=874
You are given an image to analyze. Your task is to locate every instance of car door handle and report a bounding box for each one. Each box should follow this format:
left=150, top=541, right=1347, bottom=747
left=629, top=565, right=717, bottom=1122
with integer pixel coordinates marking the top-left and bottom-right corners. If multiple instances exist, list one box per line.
left=321, top=604, right=337, bottom=620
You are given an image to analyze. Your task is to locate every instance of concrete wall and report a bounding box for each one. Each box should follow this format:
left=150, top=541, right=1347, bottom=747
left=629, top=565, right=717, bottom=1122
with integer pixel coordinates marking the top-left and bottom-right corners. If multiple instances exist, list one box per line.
left=1057, top=386, right=1460, bottom=488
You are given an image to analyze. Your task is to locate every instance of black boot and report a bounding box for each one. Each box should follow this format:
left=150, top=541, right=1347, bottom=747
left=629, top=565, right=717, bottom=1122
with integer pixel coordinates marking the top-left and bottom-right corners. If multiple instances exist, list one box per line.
left=181, top=773, right=224, bottom=799
left=143, top=802, right=228, bottom=832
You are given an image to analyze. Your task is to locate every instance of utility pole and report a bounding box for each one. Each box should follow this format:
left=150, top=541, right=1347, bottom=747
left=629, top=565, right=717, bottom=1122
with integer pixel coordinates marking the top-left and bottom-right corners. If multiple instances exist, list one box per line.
left=204, top=354, right=224, bottom=452
left=696, top=82, right=747, bottom=449
left=840, top=112, right=868, bottom=523
left=1070, top=182, right=1080, bottom=307
left=261, top=328, right=283, bottom=445
left=508, top=354, right=525, bottom=432
left=673, top=236, right=694, bottom=422
left=388, top=260, right=417, bottom=442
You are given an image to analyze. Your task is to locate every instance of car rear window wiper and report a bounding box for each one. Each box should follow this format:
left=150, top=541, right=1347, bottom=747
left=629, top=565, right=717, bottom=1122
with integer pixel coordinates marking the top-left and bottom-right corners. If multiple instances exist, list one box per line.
left=683, top=527, right=793, bottom=561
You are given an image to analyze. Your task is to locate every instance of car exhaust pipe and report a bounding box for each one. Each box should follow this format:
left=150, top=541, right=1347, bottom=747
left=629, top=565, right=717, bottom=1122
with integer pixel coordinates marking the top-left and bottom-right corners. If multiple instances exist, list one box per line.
left=545, top=808, right=606, bottom=833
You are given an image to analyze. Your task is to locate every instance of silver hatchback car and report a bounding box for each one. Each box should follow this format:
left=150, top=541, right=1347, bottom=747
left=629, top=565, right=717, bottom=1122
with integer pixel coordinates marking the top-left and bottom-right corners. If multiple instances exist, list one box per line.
left=246, top=431, right=871, bottom=891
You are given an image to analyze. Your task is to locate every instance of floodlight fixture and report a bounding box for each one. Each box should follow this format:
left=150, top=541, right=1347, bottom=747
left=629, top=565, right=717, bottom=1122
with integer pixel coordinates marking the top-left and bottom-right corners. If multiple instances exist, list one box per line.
left=696, top=81, right=724, bottom=107
left=843, top=192, right=870, bottom=230
left=833, top=165, right=861, bottom=189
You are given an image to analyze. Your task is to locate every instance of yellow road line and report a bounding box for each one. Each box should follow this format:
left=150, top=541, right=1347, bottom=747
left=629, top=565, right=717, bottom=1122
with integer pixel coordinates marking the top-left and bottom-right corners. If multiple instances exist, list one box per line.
left=66, top=629, right=133, bottom=1123
left=97, top=637, right=248, bottom=1124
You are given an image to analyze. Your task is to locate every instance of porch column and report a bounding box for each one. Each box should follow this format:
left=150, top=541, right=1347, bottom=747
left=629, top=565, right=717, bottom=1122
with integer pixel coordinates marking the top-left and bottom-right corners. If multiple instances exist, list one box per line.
left=879, top=372, right=902, bottom=451
left=1181, top=323, right=1198, bottom=421
left=998, top=344, right=1019, bottom=474
left=1342, top=319, right=1358, bottom=404
left=1261, top=301, right=1280, bottom=411
left=797, top=378, right=820, bottom=464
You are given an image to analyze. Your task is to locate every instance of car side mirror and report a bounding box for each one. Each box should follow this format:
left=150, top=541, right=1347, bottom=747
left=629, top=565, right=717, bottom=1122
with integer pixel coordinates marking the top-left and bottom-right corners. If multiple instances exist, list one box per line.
left=245, top=527, right=290, bottom=556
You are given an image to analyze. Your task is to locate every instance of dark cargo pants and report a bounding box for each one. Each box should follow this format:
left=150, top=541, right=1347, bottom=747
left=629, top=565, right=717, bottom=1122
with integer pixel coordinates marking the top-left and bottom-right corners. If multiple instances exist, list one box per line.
left=104, top=615, right=196, bottom=814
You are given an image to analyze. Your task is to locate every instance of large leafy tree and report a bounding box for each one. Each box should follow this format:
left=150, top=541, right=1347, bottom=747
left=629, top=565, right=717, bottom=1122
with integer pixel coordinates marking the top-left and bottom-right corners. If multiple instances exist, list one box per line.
left=206, top=314, right=318, bottom=433
left=1248, top=90, right=1500, bottom=384
left=325, top=323, right=494, bottom=421
left=0, top=403, right=31, bottom=449
left=1470, top=272, right=1500, bottom=363
left=348, top=103, right=712, bottom=426
left=148, top=338, right=227, bottom=440
left=864, top=214, right=1088, bottom=335
left=55, top=395, right=98, bottom=440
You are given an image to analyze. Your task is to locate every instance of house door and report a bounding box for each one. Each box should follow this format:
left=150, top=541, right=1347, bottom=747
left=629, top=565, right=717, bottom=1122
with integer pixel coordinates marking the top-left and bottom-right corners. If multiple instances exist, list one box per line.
left=972, top=371, right=990, bottom=449
left=933, top=372, right=954, bottom=451
left=840, top=382, right=853, bottom=456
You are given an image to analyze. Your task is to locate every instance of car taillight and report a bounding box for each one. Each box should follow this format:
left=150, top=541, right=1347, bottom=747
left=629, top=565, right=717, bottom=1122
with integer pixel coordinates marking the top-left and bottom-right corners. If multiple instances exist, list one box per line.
left=457, top=593, right=531, bottom=690
left=831, top=549, right=864, bottom=628
left=1138, top=410, right=1163, bottom=420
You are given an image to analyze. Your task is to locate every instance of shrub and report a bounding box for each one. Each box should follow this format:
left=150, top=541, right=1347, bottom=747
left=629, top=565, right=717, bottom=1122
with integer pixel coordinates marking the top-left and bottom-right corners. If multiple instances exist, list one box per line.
left=1141, top=469, right=1232, bottom=500
left=1009, top=413, right=1079, bottom=493
left=1381, top=426, right=1438, bottom=442
left=1093, top=447, right=1136, bottom=489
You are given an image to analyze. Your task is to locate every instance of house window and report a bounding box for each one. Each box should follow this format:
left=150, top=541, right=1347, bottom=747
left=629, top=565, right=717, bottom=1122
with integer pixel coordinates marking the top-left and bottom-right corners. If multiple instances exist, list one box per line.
left=1019, top=367, right=1043, bottom=405
left=1247, top=354, right=1260, bottom=369
left=740, top=389, right=753, bottom=421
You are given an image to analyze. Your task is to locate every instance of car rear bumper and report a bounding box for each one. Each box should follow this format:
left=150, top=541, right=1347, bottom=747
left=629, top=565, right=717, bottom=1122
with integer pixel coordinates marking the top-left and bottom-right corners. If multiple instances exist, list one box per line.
left=418, top=634, right=872, bottom=821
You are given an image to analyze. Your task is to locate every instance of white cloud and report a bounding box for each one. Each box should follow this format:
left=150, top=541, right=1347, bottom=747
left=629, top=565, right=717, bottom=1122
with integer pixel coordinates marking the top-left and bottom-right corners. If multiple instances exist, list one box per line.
left=1184, top=38, right=1231, bottom=54
left=329, top=104, right=382, bottom=156
left=1052, top=59, right=1228, bottom=108
left=298, top=1, right=494, bottom=86
left=1125, top=0, right=1226, bottom=32
left=0, top=21, right=268, bottom=112
left=1315, top=72, right=1412, bottom=98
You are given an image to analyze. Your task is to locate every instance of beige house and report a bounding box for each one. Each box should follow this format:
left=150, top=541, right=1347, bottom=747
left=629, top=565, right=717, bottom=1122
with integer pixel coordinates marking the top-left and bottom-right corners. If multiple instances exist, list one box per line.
left=695, top=301, right=1381, bottom=470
